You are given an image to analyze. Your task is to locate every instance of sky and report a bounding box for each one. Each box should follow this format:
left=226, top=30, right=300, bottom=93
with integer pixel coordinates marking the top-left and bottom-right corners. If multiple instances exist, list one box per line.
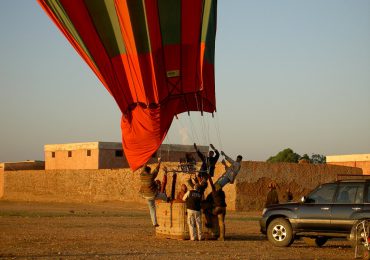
left=0, top=0, right=369, bottom=162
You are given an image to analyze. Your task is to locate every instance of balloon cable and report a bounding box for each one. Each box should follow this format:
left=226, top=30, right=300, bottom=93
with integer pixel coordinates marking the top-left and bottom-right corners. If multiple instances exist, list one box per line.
left=214, top=111, right=224, bottom=153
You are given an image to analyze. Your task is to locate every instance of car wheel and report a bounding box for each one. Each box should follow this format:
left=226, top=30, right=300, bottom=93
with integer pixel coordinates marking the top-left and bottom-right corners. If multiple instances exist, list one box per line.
left=267, top=218, right=294, bottom=247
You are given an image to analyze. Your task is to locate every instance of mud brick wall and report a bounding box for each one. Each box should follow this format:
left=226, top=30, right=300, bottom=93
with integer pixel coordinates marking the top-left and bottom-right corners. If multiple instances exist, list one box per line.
left=0, top=169, right=4, bottom=198
left=234, top=161, right=362, bottom=211
left=0, top=162, right=361, bottom=211
left=0, top=163, right=234, bottom=205
left=328, top=161, right=370, bottom=175
left=1, top=168, right=141, bottom=203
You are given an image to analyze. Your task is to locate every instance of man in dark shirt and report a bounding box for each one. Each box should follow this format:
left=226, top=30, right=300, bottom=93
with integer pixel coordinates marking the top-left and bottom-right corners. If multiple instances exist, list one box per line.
left=283, top=188, right=293, bottom=202
left=265, top=182, right=279, bottom=207
left=183, top=184, right=203, bottom=241
left=194, top=143, right=220, bottom=177
left=208, top=175, right=227, bottom=241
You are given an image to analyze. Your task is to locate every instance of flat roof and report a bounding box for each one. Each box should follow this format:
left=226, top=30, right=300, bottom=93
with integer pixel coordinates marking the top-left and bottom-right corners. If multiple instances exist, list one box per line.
left=44, top=142, right=122, bottom=151
left=326, top=154, right=370, bottom=162
left=44, top=142, right=209, bottom=152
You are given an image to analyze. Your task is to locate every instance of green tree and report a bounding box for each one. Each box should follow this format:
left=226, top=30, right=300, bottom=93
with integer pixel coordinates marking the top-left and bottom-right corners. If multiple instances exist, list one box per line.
left=310, top=154, right=326, bottom=164
left=300, top=154, right=310, bottom=161
left=267, top=148, right=300, bottom=163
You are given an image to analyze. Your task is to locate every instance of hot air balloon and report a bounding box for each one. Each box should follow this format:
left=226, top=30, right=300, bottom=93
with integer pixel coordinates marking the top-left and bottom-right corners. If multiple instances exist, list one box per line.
left=38, top=0, right=217, bottom=171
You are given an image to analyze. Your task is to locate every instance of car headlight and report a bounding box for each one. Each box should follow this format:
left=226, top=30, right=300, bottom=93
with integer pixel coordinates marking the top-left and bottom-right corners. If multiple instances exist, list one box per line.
left=262, top=208, right=267, bottom=215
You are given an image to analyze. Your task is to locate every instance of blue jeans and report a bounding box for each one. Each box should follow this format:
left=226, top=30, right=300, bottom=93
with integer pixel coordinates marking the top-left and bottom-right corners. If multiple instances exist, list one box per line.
left=145, top=192, right=167, bottom=226
left=215, top=175, right=230, bottom=190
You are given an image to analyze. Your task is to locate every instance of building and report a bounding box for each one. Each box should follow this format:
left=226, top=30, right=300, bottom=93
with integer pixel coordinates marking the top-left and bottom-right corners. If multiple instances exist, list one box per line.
left=44, top=142, right=209, bottom=170
left=326, top=154, right=370, bottom=175
left=147, top=144, right=209, bottom=164
left=44, top=142, right=127, bottom=170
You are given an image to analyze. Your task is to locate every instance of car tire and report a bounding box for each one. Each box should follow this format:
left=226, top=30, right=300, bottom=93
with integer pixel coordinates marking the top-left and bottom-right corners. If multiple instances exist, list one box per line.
left=267, top=218, right=294, bottom=247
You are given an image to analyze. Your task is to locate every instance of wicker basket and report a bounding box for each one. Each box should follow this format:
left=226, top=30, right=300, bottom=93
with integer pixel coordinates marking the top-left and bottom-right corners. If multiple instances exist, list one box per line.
left=155, top=201, right=188, bottom=239
left=155, top=201, right=219, bottom=240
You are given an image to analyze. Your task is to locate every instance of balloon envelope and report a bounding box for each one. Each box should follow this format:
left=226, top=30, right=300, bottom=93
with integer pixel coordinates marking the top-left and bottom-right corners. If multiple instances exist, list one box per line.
left=38, top=0, right=217, bottom=170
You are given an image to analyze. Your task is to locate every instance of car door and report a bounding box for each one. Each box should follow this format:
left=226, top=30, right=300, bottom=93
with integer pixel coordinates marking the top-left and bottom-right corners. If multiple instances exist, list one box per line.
left=363, top=182, right=370, bottom=217
left=331, top=183, right=365, bottom=232
left=296, top=183, right=337, bottom=231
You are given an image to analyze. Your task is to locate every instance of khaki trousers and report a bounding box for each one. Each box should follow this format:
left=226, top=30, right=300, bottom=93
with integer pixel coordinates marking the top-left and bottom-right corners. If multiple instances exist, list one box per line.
left=187, top=209, right=203, bottom=241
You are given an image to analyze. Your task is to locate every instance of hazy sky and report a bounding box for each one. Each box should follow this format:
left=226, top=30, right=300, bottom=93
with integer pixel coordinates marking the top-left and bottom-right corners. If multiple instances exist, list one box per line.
left=0, top=0, right=369, bottom=162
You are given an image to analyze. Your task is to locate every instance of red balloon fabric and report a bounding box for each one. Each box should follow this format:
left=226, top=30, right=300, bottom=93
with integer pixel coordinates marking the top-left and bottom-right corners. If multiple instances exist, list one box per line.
left=38, top=0, right=217, bottom=170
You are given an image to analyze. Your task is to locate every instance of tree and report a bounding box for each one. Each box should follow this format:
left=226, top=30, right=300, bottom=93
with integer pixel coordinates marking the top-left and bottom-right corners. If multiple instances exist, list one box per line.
left=267, top=148, right=300, bottom=163
left=310, top=154, right=326, bottom=164
left=300, top=154, right=310, bottom=161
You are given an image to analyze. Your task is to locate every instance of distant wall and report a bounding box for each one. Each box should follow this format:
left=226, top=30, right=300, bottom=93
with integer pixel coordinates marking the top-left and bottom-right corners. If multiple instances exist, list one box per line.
left=327, top=154, right=370, bottom=175
left=0, top=161, right=45, bottom=171
left=0, top=162, right=362, bottom=210
left=327, top=161, right=370, bottom=175
left=146, top=145, right=209, bottom=165
left=234, top=161, right=362, bottom=210
left=98, top=149, right=128, bottom=169
left=1, top=168, right=139, bottom=203
left=0, top=169, right=4, bottom=198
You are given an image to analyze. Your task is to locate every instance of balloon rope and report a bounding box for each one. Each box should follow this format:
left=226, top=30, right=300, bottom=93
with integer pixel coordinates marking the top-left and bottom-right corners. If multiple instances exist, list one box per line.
left=214, top=112, right=224, bottom=153
left=202, top=99, right=211, bottom=145
left=165, top=128, right=173, bottom=162
left=200, top=93, right=208, bottom=144
left=194, top=93, right=207, bottom=145
left=184, top=114, right=199, bottom=144
left=174, top=116, right=192, bottom=145
left=167, top=142, right=170, bottom=162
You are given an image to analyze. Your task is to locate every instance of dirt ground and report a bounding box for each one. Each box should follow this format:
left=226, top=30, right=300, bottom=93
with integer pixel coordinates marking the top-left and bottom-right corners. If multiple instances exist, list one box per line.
left=0, top=201, right=354, bottom=259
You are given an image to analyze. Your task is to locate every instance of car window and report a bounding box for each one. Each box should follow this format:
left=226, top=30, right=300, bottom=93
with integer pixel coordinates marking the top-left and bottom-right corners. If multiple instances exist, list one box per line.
left=335, top=183, right=364, bottom=204
left=355, top=185, right=365, bottom=204
left=366, top=183, right=370, bottom=203
left=307, top=184, right=337, bottom=204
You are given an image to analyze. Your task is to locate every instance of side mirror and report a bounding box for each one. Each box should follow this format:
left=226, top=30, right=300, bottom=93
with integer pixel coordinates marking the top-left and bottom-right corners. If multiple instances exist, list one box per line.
left=301, top=196, right=306, bottom=203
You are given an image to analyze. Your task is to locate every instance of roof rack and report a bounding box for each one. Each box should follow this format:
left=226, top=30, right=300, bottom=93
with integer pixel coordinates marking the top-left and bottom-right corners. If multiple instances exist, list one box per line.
left=336, top=174, right=370, bottom=181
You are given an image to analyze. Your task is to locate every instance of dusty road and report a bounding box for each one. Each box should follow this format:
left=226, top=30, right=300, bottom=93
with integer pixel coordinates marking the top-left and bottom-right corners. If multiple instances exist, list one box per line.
left=0, top=201, right=353, bottom=259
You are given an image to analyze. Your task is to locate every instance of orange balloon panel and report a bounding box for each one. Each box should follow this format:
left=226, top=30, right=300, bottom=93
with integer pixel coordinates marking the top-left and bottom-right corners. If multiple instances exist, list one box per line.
left=38, top=0, right=217, bottom=170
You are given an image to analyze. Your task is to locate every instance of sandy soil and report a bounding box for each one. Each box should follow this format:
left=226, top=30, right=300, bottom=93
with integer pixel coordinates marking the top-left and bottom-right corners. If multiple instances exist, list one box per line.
left=0, top=201, right=354, bottom=259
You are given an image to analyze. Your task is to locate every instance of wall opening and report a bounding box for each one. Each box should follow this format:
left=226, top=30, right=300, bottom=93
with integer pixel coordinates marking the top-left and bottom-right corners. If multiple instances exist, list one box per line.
left=87, top=150, right=91, bottom=157
left=115, top=150, right=123, bottom=157
left=68, top=151, right=72, bottom=158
